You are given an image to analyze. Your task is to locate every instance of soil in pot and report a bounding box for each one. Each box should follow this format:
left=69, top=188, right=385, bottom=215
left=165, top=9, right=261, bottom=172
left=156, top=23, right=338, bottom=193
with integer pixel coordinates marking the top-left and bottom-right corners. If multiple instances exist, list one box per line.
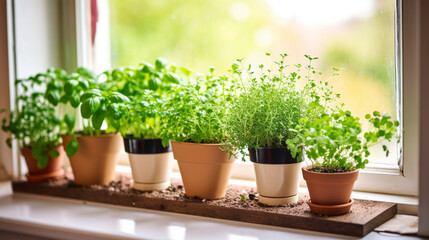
left=302, top=165, right=359, bottom=215
left=124, top=137, right=173, bottom=191
left=62, top=133, right=123, bottom=186
left=21, top=146, right=65, bottom=182
left=249, top=147, right=302, bottom=206
left=171, top=141, right=234, bottom=199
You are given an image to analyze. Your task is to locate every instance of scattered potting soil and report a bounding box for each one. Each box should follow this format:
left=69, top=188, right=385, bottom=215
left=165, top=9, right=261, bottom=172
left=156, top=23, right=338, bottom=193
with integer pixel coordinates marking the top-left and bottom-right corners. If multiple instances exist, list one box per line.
left=42, top=172, right=309, bottom=215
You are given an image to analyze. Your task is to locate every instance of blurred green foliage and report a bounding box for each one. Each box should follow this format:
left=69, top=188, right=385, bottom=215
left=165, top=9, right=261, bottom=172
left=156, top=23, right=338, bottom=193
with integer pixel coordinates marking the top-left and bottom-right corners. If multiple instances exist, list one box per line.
left=110, top=0, right=272, bottom=74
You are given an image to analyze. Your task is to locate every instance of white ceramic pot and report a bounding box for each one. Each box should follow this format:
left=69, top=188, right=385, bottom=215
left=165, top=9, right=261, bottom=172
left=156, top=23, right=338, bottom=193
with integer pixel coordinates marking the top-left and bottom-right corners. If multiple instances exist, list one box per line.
left=253, top=162, right=302, bottom=205
left=249, top=147, right=302, bottom=206
left=124, top=137, right=173, bottom=191
left=128, top=152, right=173, bottom=191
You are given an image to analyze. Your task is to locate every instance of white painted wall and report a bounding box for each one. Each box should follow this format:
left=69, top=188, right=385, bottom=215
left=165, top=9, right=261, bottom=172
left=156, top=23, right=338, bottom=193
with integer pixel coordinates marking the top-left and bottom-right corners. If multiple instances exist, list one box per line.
left=14, top=0, right=63, bottom=79
left=0, top=0, right=12, bottom=180
left=418, top=0, right=429, bottom=237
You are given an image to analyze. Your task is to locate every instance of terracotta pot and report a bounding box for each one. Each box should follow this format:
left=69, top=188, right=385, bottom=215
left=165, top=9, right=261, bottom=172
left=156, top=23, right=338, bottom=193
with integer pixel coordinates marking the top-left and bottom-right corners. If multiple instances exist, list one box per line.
left=171, top=141, right=234, bottom=199
left=62, top=133, right=122, bottom=185
left=302, top=165, right=359, bottom=215
left=124, top=137, right=173, bottom=191
left=249, top=147, right=302, bottom=206
left=21, top=146, right=65, bottom=182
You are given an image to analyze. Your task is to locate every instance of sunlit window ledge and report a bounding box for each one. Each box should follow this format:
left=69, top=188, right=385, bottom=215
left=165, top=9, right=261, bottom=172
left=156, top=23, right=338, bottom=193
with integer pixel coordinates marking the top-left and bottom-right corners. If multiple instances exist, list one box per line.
left=0, top=181, right=417, bottom=240
left=114, top=165, right=418, bottom=216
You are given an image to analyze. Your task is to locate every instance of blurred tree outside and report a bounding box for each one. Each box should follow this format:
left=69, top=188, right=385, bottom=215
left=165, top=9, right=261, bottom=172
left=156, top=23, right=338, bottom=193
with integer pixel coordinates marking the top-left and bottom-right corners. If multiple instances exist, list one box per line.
left=110, top=0, right=397, bottom=165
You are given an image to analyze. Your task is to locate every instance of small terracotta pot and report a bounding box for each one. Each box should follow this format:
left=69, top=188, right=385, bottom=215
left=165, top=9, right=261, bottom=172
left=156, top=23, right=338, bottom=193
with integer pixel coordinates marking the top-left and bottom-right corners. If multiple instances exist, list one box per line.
left=171, top=141, right=234, bottom=199
left=62, top=133, right=123, bottom=186
left=249, top=147, right=302, bottom=206
left=302, top=165, right=359, bottom=215
left=21, top=146, right=65, bottom=182
left=124, top=137, right=173, bottom=191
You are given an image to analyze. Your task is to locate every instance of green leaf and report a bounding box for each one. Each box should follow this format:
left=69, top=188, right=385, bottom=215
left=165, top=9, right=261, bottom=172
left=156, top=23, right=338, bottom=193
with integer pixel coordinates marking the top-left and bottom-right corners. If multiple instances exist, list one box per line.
left=78, top=80, right=89, bottom=90
left=89, top=97, right=102, bottom=114
left=164, top=72, right=181, bottom=84
left=59, top=94, right=70, bottom=103
left=70, top=93, right=81, bottom=108
left=155, top=57, right=168, bottom=70
left=66, top=138, right=79, bottom=158
left=92, top=106, right=106, bottom=130
left=37, top=155, right=49, bottom=169
left=108, top=92, right=130, bottom=103
left=365, top=114, right=371, bottom=119
left=64, top=113, right=75, bottom=132
left=46, top=91, right=59, bottom=106
left=47, top=150, right=59, bottom=158
left=64, top=80, right=78, bottom=94
left=80, top=99, right=92, bottom=119
left=80, top=89, right=102, bottom=102
left=179, top=67, right=192, bottom=77
left=373, top=111, right=380, bottom=117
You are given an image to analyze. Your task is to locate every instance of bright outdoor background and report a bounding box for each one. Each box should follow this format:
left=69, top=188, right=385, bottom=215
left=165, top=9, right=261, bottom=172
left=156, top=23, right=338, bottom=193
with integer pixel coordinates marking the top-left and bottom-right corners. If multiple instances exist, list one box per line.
left=109, top=0, right=398, bottom=166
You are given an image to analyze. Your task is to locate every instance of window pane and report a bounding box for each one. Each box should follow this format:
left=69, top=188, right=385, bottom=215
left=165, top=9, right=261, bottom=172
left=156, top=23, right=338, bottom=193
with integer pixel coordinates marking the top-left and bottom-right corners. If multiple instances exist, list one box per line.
left=109, top=0, right=398, bottom=167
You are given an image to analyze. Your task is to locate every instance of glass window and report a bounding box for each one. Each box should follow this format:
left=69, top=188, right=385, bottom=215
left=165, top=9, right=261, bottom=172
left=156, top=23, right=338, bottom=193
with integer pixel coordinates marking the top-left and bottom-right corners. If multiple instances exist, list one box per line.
left=109, top=0, right=399, bottom=169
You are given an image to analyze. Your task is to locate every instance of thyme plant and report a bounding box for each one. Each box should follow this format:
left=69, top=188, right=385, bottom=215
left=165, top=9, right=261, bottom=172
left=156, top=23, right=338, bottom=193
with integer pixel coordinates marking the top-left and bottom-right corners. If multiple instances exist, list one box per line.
left=225, top=54, right=339, bottom=161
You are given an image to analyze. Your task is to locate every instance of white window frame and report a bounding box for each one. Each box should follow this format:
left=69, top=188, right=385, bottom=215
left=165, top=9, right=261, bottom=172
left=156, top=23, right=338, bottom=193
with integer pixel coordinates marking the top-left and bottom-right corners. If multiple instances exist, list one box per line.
left=161, top=0, right=417, bottom=196
left=65, top=0, right=423, bottom=196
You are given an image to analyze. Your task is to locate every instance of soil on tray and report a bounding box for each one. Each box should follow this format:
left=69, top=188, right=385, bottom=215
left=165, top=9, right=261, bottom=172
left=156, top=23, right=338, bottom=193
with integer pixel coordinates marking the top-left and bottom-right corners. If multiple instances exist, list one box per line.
left=40, top=172, right=309, bottom=215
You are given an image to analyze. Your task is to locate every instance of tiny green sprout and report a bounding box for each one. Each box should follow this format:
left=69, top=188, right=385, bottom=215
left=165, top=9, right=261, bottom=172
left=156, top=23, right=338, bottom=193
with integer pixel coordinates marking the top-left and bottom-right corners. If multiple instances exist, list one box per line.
left=241, top=195, right=246, bottom=201
left=231, top=61, right=240, bottom=71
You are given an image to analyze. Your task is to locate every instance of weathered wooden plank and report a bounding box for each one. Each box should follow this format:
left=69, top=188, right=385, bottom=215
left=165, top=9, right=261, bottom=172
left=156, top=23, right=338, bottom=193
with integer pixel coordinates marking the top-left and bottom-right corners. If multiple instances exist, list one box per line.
left=12, top=175, right=397, bottom=237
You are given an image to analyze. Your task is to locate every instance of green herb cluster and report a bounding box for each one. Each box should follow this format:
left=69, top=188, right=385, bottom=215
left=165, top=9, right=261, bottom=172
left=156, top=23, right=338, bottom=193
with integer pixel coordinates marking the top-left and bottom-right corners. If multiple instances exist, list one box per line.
left=116, top=90, right=164, bottom=139
left=1, top=69, right=65, bottom=168
left=224, top=54, right=339, bottom=160
left=288, top=110, right=399, bottom=172
left=102, top=57, right=182, bottom=98
left=160, top=67, right=234, bottom=145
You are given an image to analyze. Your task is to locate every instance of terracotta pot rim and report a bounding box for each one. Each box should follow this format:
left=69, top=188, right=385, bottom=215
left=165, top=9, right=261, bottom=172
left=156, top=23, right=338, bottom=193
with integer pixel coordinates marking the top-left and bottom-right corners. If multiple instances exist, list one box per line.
left=302, top=165, right=359, bottom=176
left=171, top=141, right=225, bottom=146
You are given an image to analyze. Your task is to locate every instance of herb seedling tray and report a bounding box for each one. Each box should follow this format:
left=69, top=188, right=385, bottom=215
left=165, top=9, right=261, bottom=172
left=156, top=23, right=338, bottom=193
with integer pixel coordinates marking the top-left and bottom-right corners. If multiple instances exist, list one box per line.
left=12, top=174, right=396, bottom=237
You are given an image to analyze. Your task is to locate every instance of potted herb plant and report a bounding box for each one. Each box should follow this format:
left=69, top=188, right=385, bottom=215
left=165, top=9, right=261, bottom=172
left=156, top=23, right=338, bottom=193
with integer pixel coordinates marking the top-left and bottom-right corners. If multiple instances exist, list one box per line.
left=60, top=69, right=129, bottom=185
left=225, top=54, right=338, bottom=206
left=104, top=58, right=182, bottom=191
left=101, top=57, right=181, bottom=98
left=2, top=71, right=66, bottom=182
left=289, top=110, right=399, bottom=215
left=117, top=91, right=173, bottom=191
left=160, top=68, right=235, bottom=199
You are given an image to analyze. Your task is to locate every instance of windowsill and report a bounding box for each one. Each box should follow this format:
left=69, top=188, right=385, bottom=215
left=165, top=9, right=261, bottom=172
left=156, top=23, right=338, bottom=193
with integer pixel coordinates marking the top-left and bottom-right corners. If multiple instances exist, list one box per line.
left=1, top=181, right=420, bottom=240
left=117, top=165, right=419, bottom=216
left=227, top=177, right=418, bottom=215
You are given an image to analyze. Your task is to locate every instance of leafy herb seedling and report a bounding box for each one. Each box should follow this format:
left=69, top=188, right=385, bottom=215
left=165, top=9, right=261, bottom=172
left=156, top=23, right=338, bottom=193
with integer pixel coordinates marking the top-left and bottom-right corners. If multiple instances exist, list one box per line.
left=160, top=67, right=234, bottom=145
left=2, top=70, right=64, bottom=169
left=289, top=110, right=400, bottom=172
